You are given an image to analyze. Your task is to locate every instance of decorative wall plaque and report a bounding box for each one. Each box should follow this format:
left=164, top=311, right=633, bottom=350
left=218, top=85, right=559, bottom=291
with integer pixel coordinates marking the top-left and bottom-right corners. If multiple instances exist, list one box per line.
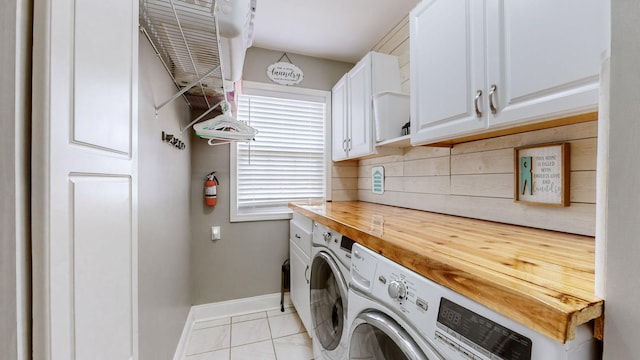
left=372, top=166, right=385, bottom=194
left=266, top=53, right=304, bottom=86
left=514, top=143, right=570, bottom=207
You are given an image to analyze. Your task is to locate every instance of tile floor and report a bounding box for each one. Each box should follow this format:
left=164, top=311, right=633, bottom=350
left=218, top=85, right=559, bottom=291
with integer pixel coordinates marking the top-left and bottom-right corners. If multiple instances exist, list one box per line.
left=183, top=306, right=314, bottom=360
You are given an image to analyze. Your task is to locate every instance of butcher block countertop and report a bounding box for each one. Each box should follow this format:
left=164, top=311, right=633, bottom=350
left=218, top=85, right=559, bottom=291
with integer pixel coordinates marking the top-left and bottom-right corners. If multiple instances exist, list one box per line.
left=289, top=201, right=603, bottom=344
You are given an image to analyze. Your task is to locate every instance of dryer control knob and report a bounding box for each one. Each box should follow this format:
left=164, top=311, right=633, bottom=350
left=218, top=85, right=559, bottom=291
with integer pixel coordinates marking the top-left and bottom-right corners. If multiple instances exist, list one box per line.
left=322, top=232, right=332, bottom=243
left=388, top=281, right=407, bottom=300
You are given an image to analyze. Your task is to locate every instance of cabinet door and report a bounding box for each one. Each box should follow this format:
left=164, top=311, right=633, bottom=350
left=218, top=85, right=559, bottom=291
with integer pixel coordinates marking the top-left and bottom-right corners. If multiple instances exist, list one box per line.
left=410, top=0, right=486, bottom=145
left=289, top=240, right=312, bottom=334
left=347, top=56, right=374, bottom=157
left=486, top=0, right=607, bottom=127
left=331, top=74, right=349, bottom=161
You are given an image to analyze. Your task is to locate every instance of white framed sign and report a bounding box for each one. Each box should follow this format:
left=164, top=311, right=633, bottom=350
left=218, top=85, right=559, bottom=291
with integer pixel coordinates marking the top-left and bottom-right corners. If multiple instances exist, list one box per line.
left=267, top=61, right=304, bottom=86
left=514, top=143, right=570, bottom=207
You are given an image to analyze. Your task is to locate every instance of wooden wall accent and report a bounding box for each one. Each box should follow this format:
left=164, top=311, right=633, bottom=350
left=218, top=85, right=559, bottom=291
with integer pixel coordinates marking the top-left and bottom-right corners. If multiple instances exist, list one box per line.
left=358, top=121, right=598, bottom=236
left=331, top=160, right=359, bottom=201
left=372, top=16, right=411, bottom=94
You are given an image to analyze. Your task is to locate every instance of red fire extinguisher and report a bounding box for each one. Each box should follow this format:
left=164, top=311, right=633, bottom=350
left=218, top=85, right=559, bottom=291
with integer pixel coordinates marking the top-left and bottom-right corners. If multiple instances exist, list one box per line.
left=204, top=172, right=219, bottom=206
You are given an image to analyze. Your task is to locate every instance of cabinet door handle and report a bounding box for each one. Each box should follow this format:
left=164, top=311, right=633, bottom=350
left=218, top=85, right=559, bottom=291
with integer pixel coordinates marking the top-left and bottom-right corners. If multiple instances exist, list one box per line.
left=342, top=139, right=347, bottom=151
left=489, top=84, right=497, bottom=114
left=474, top=89, right=483, bottom=117
left=348, top=138, right=352, bottom=151
left=305, top=265, right=310, bottom=284
left=295, top=234, right=301, bottom=239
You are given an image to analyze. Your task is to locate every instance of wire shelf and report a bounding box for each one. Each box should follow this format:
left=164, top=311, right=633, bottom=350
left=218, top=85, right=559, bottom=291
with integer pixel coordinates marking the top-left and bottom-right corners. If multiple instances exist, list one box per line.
left=140, top=0, right=225, bottom=110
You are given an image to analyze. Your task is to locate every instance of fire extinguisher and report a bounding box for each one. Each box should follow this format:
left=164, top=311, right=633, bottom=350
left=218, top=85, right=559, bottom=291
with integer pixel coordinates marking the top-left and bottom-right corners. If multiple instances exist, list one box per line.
left=204, top=172, right=219, bottom=207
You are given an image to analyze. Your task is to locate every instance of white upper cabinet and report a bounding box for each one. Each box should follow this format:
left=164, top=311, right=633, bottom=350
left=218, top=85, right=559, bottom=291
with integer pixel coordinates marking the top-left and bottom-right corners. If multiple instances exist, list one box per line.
left=486, top=0, right=607, bottom=128
left=410, top=0, right=608, bottom=145
left=332, top=52, right=401, bottom=161
left=332, top=74, right=349, bottom=161
left=347, top=58, right=374, bottom=158
left=410, top=0, right=486, bottom=145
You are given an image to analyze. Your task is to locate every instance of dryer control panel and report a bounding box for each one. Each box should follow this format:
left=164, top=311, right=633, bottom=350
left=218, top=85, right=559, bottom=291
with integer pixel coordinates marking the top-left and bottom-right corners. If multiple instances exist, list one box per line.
left=437, top=297, right=532, bottom=360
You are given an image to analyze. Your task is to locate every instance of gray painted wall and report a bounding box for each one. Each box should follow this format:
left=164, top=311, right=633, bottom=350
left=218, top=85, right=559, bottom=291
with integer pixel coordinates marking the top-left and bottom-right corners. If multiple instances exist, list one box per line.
left=603, top=1, right=640, bottom=358
left=138, top=33, right=192, bottom=359
left=243, top=47, right=353, bottom=91
left=190, top=139, right=291, bottom=304
left=190, top=49, right=352, bottom=304
left=0, top=0, right=31, bottom=358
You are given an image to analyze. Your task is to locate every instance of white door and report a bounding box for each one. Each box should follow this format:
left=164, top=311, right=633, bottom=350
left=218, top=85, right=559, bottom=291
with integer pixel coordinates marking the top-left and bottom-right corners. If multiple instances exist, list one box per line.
left=410, top=0, right=486, bottom=145
left=485, top=0, right=607, bottom=127
left=32, top=0, right=139, bottom=359
left=347, top=57, right=373, bottom=157
left=332, top=74, right=349, bottom=161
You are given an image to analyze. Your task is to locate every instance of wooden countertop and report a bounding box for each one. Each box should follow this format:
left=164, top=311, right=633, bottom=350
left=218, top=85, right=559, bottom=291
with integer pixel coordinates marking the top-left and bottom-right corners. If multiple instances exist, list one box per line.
left=289, top=201, right=603, bottom=344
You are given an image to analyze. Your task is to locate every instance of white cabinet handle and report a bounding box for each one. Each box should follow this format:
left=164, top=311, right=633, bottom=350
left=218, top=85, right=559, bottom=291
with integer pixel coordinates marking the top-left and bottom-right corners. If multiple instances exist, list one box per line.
left=294, top=234, right=301, bottom=239
left=342, top=139, right=347, bottom=151
left=489, top=84, right=497, bottom=114
left=474, top=89, right=483, bottom=117
left=305, top=265, right=310, bottom=284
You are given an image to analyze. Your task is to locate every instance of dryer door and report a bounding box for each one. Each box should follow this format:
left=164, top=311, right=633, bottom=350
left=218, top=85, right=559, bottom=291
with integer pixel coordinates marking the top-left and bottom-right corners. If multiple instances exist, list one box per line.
left=349, top=311, right=443, bottom=360
left=310, top=251, right=348, bottom=351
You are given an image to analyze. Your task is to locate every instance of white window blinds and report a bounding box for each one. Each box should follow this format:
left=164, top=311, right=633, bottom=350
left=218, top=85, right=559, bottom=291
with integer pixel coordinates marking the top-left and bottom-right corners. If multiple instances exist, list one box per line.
left=234, top=93, right=326, bottom=218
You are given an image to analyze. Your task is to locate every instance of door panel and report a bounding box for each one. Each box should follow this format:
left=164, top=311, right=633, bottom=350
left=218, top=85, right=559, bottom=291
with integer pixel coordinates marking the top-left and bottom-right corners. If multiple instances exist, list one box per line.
left=72, top=176, right=134, bottom=359
left=289, top=240, right=312, bottom=334
left=73, top=0, right=133, bottom=153
left=410, top=0, right=486, bottom=145
left=486, top=0, right=606, bottom=126
left=347, top=57, right=372, bottom=158
left=331, top=75, right=348, bottom=161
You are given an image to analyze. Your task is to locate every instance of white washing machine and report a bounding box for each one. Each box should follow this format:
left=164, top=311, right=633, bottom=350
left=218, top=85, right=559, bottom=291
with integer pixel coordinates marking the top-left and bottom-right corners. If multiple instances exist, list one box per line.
left=310, top=222, right=354, bottom=360
left=348, top=243, right=600, bottom=360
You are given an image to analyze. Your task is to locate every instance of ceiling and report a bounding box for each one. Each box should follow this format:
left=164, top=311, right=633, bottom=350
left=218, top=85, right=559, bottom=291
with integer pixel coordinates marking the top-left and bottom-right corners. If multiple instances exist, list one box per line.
left=250, top=0, right=420, bottom=64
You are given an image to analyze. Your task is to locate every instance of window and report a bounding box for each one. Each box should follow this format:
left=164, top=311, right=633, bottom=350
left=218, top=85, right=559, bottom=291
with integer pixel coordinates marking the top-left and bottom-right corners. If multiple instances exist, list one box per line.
left=230, top=82, right=331, bottom=222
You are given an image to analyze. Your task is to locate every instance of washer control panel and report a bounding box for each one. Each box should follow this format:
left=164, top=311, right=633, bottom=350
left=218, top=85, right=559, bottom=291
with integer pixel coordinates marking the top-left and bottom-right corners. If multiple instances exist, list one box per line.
left=313, top=223, right=352, bottom=269
left=351, top=244, right=436, bottom=342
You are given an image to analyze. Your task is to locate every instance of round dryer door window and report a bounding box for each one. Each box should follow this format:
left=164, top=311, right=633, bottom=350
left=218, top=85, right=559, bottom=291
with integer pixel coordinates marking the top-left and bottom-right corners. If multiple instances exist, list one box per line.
left=349, top=312, right=431, bottom=360
left=310, top=251, right=348, bottom=351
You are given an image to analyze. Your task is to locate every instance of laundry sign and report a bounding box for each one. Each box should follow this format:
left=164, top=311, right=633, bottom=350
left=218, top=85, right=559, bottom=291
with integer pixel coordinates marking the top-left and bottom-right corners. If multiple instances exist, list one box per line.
left=267, top=53, right=304, bottom=85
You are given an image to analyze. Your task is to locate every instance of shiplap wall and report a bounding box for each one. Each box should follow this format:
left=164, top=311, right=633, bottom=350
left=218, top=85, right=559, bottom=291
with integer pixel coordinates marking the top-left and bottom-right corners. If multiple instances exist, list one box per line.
left=359, top=122, right=597, bottom=236
left=329, top=15, right=598, bottom=236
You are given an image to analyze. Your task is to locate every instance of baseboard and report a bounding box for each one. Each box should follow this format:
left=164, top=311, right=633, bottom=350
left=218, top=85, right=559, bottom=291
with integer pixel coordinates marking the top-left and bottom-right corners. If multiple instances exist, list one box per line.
left=173, top=292, right=292, bottom=360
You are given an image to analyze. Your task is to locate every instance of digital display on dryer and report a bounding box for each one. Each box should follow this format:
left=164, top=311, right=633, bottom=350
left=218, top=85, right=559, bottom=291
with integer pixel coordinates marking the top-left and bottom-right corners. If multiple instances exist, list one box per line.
left=340, top=235, right=355, bottom=253
left=437, top=297, right=532, bottom=360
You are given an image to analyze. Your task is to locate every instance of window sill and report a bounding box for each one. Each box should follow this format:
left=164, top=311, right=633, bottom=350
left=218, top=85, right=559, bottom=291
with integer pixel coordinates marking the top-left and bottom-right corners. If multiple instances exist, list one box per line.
left=230, top=209, right=294, bottom=223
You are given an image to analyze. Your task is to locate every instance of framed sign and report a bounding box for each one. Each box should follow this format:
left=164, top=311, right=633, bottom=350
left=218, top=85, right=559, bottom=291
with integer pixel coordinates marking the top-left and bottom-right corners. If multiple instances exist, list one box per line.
left=266, top=53, right=303, bottom=86
left=514, top=143, right=570, bottom=207
left=371, top=166, right=385, bottom=194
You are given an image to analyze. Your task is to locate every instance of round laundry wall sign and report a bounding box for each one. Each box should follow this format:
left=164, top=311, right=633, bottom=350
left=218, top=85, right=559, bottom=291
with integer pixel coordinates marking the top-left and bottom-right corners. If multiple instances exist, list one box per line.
left=267, top=62, right=304, bottom=85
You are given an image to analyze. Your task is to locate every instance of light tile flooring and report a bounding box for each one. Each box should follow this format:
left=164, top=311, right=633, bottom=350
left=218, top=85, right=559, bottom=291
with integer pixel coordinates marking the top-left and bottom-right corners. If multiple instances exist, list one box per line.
left=183, top=306, right=314, bottom=360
